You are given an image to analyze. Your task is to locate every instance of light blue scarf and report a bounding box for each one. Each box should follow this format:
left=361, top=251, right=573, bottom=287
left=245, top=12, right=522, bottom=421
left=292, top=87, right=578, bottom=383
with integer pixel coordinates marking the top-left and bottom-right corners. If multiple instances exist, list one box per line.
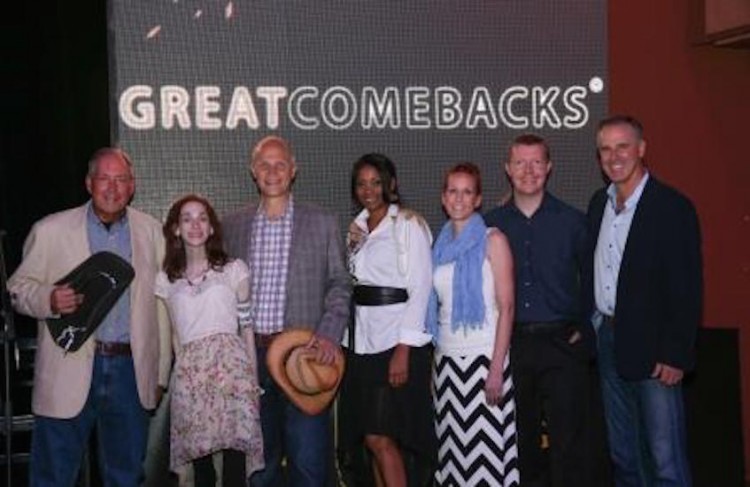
left=426, top=213, right=487, bottom=341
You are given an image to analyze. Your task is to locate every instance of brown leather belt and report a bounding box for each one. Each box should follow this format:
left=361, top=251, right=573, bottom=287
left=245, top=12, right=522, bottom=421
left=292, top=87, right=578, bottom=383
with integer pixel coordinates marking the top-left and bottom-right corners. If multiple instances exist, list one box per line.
left=255, top=332, right=281, bottom=348
left=95, top=341, right=131, bottom=356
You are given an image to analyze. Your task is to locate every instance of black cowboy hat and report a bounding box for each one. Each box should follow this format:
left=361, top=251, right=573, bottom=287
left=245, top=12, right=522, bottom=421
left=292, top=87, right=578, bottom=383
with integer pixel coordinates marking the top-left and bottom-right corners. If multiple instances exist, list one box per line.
left=47, top=251, right=134, bottom=353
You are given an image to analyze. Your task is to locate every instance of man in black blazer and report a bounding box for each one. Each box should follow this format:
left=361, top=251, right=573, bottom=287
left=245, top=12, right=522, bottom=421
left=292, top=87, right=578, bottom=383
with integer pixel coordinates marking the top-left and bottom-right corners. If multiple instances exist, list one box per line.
left=583, top=115, right=702, bottom=487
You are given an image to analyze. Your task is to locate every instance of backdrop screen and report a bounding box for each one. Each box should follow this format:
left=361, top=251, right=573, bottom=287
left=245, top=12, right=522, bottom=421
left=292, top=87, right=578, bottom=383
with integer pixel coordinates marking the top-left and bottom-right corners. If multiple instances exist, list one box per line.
left=109, top=0, right=607, bottom=230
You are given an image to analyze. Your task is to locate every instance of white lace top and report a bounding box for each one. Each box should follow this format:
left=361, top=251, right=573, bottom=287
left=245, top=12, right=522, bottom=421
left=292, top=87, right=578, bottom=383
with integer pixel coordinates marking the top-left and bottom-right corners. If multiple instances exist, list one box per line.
left=155, top=259, right=250, bottom=346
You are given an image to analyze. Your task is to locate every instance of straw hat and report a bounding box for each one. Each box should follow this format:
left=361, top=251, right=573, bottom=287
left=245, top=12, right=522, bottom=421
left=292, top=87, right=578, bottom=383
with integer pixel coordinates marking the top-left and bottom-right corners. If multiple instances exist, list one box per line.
left=266, top=329, right=345, bottom=415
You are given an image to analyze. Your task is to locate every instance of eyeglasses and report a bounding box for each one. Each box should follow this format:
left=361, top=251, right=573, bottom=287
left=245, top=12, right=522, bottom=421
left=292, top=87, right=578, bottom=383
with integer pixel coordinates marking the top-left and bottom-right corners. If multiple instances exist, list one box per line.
left=92, top=175, right=133, bottom=186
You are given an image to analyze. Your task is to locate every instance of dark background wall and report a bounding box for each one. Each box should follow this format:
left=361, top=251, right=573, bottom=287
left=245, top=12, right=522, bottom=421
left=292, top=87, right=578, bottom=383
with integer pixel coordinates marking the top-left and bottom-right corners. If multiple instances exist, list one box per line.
left=2, top=0, right=748, bottom=484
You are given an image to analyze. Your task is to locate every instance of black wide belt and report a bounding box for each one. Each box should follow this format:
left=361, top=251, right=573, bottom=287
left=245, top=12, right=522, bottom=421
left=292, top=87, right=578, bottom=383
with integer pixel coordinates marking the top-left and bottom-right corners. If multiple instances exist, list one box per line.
left=514, top=320, right=570, bottom=335
left=353, top=285, right=408, bottom=306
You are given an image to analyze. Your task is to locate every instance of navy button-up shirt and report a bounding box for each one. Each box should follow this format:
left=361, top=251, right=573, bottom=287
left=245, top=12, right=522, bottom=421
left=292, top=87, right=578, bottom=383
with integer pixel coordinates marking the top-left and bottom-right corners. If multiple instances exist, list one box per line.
left=484, top=192, right=586, bottom=323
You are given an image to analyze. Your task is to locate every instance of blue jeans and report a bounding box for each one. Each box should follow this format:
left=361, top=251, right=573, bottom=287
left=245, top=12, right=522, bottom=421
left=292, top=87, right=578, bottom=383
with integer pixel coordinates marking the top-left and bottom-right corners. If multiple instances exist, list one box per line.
left=597, top=322, right=692, bottom=487
left=30, top=354, right=149, bottom=487
left=250, top=346, right=331, bottom=487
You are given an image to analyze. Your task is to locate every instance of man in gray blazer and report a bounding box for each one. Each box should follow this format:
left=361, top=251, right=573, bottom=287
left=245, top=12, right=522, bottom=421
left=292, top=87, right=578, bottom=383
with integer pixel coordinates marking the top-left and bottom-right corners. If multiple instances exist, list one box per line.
left=223, top=135, right=351, bottom=486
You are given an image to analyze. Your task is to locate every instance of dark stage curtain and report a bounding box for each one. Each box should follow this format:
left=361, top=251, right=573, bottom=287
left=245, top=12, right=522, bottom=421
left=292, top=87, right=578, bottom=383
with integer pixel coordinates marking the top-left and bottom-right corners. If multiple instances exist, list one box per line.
left=1, top=0, right=110, bottom=270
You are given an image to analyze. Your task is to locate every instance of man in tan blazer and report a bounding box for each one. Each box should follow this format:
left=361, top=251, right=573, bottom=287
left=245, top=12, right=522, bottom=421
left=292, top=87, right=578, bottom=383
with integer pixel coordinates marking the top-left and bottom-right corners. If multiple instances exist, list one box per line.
left=8, top=148, right=171, bottom=487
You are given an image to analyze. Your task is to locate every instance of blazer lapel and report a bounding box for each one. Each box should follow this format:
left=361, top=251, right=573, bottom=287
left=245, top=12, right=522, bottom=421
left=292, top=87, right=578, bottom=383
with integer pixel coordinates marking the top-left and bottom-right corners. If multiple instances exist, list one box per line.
left=127, top=208, right=144, bottom=310
left=588, top=189, right=607, bottom=240
left=618, top=177, right=656, bottom=288
left=287, top=203, right=309, bottom=296
left=70, top=206, right=92, bottom=263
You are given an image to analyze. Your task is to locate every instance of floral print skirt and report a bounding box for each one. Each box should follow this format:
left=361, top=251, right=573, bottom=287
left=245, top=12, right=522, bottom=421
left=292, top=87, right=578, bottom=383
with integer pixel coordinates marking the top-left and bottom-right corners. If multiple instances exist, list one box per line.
left=170, top=332, right=264, bottom=476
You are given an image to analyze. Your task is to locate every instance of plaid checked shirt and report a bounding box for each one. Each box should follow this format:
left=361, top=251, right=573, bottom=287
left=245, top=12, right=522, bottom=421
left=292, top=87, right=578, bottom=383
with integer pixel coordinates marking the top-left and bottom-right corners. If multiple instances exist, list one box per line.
left=249, top=199, right=294, bottom=334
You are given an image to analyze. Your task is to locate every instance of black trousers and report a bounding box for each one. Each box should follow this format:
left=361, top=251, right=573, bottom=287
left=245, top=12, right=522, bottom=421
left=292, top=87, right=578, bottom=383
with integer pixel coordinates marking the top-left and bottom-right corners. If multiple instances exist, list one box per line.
left=511, top=324, right=591, bottom=487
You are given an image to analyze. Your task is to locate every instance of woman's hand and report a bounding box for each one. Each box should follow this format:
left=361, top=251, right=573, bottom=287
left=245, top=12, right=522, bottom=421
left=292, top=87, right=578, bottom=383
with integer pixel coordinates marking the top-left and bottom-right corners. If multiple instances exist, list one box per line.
left=347, top=222, right=366, bottom=253
left=484, top=362, right=504, bottom=406
left=388, top=344, right=410, bottom=388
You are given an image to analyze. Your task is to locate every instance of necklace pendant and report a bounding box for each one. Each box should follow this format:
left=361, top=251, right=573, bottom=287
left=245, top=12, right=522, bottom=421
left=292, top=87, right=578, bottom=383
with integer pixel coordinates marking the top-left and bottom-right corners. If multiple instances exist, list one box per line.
left=186, top=271, right=208, bottom=295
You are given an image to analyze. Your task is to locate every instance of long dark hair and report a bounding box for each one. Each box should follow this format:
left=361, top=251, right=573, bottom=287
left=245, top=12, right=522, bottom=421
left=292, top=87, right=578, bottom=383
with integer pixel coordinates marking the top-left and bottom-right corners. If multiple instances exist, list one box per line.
left=162, top=194, right=228, bottom=282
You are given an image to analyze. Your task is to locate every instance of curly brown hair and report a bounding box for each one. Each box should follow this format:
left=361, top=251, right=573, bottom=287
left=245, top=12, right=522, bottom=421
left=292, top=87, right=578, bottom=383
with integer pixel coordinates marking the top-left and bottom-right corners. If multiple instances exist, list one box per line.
left=162, top=194, right=228, bottom=282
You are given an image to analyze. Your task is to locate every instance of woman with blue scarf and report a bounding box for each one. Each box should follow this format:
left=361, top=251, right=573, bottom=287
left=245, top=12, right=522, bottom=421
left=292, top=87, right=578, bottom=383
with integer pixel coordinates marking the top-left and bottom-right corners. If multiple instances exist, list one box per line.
left=429, top=163, right=519, bottom=486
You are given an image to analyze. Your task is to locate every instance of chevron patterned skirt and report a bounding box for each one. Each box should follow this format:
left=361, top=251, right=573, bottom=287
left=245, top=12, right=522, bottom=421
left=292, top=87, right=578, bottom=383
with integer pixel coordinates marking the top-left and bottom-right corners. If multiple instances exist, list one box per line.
left=433, top=353, right=519, bottom=487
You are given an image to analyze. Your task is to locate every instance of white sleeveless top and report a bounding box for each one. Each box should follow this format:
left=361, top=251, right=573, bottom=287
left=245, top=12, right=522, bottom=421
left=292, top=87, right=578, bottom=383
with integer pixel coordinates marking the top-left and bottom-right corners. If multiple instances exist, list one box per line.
left=433, top=259, right=498, bottom=357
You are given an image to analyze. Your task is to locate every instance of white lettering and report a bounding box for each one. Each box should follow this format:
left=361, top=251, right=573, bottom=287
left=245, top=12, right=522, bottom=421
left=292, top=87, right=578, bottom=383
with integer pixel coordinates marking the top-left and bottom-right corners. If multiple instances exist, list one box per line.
left=361, top=87, right=401, bottom=129
left=160, top=85, right=191, bottom=129
left=499, top=86, right=529, bottom=129
left=115, top=82, right=601, bottom=132
left=434, top=87, right=463, bottom=130
left=195, top=86, right=222, bottom=130
left=119, top=85, right=155, bottom=130
left=288, top=86, right=319, bottom=130
left=465, top=87, right=498, bottom=129
left=563, top=86, right=588, bottom=129
left=226, top=86, right=260, bottom=129
left=321, top=86, right=357, bottom=130
left=405, top=87, right=431, bottom=129
left=532, top=86, right=561, bottom=129
left=256, top=86, right=288, bottom=129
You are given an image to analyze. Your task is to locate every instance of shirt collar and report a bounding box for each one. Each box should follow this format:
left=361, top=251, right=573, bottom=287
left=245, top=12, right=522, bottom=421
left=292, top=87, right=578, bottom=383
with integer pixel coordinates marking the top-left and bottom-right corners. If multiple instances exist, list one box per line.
left=606, top=172, right=649, bottom=212
left=86, top=200, right=129, bottom=230
left=508, top=191, right=555, bottom=218
left=257, top=195, right=294, bottom=220
left=354, top=204, right=398, bottom=231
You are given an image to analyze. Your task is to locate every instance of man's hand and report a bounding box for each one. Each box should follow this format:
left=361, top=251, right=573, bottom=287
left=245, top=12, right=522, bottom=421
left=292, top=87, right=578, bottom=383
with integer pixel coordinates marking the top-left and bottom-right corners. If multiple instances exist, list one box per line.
left=50, top=285, right=83, bottom=315
left=306, top=335, right=339, bottom=365
left=651, top=362, right=684, bottom=386
left=388, top=344, right=410, bottom=388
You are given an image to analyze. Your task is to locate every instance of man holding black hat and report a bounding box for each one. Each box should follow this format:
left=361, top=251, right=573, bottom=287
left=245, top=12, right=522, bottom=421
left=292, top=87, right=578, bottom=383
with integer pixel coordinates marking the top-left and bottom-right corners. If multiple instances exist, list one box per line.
left=8, top=148, right=170, bottom=486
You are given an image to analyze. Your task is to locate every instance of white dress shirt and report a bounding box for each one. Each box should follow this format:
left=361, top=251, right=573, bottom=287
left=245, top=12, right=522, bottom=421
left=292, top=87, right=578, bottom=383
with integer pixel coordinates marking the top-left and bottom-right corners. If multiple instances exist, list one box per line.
left=345, top=204, right=433, bottom=354
left=594, top=173, right=649, bottom=317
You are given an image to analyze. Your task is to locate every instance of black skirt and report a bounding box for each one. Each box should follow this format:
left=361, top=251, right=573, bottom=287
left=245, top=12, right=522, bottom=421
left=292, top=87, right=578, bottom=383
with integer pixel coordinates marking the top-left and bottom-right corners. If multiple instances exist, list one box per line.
left=338, top=344, right=437, bottom=462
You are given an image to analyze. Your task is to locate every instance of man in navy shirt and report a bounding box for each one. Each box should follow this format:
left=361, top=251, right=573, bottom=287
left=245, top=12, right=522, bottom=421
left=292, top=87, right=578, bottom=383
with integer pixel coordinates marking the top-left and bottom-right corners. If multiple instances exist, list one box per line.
left=485, top=134, right=590, bottom=487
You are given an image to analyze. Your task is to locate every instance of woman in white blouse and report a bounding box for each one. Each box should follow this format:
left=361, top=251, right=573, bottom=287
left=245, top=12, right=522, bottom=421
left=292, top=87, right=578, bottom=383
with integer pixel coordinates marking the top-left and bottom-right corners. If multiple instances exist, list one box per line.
left=339, top=154, right=436, bottom=486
